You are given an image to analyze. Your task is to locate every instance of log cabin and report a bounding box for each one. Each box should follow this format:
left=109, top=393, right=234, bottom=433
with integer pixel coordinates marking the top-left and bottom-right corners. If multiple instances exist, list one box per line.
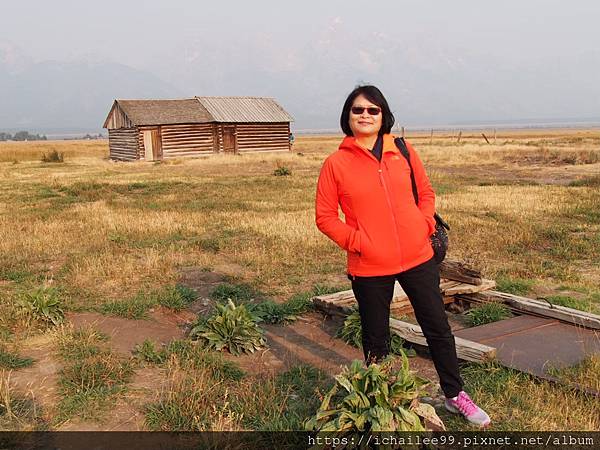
left=103, top=96, right=294, bottom=161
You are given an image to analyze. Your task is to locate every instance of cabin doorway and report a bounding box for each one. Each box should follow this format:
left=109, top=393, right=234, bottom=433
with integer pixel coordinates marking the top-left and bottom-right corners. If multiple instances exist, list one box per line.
left=143, top=128, right=162, bottom=161
left=222, top=126, right=236, bottom=153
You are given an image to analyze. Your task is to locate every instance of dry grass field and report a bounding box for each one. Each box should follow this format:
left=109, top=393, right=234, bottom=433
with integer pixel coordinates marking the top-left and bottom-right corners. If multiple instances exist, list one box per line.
left=1, top=130, right=599, bottom=431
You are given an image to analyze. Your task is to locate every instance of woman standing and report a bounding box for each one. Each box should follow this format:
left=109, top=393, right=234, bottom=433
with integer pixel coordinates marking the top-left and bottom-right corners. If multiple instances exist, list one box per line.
left=315, top=85, right=490, bottom=428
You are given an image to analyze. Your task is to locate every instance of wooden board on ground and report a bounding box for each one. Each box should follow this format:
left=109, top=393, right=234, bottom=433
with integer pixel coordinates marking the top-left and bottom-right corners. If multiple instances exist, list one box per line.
left=389, top=318, right=497, bottom=362
left=313, top=278, right=495, bottom=318
left=457, top=290, right=600, bottom=330
left=453, top=314, right=600, bottom=390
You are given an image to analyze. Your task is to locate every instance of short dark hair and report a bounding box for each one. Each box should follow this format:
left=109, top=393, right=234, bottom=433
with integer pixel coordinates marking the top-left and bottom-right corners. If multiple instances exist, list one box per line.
left=340, top=85, right=395, bottom=137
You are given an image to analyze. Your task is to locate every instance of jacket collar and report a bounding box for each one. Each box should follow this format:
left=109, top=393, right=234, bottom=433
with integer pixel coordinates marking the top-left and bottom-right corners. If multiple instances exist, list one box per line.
left=339, top=133, right=400, bottom=156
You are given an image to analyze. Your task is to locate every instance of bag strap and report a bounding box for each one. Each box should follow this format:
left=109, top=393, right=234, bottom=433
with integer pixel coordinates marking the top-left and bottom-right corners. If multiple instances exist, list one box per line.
left=394, top=137, right=419, bottom=205
left=394, top=137, right=450, bottom=230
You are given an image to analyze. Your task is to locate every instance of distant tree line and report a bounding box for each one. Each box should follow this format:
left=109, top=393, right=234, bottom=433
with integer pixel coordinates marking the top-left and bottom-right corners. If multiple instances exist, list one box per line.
left=0, top=131, right=48, bottom=141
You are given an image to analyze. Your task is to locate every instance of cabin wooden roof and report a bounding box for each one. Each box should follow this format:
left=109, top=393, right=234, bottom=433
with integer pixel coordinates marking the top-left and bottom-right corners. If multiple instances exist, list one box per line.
left=103, top=97, right=293, bottom=128
left=104, top=99, right=212, bottom=127
left=196, top=97, right=294, bottom=123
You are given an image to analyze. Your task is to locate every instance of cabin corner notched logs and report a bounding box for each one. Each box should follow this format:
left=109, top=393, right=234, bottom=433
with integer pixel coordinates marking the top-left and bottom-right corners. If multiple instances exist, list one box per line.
left=103, top=97, right=294, bottom=161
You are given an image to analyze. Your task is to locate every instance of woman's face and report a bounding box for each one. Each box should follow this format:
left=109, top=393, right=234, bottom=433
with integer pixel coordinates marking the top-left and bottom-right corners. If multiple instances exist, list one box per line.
left=348, top=94, right=383, bottom=138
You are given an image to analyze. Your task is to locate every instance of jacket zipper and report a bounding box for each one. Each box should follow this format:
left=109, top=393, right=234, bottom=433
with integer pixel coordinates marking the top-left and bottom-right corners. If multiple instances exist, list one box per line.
left=350, top=146, right=404, bottom=275
left=379, top=158, right=403, bottom=271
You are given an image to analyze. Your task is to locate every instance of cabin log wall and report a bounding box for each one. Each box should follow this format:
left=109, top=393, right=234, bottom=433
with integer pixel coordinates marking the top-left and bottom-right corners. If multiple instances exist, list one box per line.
left=235, top=123, right=290, bottom=153
left=160, top=124, right=214, bottom=158
left=108, top=128, right=139, bottom=161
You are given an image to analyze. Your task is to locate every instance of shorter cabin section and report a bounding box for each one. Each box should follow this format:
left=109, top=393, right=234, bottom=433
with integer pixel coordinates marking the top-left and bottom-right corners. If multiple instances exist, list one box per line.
left=103, top=97, right=294, bottom=161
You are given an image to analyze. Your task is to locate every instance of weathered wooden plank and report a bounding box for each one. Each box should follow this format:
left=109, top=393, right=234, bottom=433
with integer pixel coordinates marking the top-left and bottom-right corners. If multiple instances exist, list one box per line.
left=444, top=279, right=495, bottom=296
left=109, top=128, right=138, bottom=160
left=389, top=318, right=497, bottom=362
left=440, top=260, right=483, bottom=285
left=458, top=291, right=600, bottom=330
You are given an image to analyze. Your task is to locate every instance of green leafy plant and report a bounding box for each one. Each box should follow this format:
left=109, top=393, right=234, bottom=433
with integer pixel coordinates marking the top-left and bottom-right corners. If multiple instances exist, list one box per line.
left=18, top=287, right=64, bottom=326
left=337, top=311, right=416, bottom=357
left=273, top=165, right=292, bottom=176
left=305, top=356, right=442, bottom=432
left=247, top=300, right=299, bottom=324
left=465, top=302, right=512, bottom=327
left=190, top=299, right=266, bottom=356
left=134, top=339, right=167, bottom=364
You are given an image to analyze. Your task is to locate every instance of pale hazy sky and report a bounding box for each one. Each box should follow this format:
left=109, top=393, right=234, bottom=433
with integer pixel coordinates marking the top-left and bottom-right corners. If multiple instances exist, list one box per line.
left=2, top=1, right=599, bottom=130
left=4, top=0, right=599, bottom=64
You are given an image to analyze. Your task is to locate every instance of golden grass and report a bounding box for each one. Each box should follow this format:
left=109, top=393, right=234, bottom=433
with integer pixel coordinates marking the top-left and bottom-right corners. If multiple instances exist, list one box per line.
left=1, top=130, right=599, bottom=431
left=448, top=360, right=600, bottom=431
left=0, top=140, right=108, bottom=163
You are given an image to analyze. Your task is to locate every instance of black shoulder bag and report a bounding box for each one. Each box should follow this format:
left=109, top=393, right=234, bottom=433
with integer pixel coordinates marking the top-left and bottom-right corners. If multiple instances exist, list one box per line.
left=394, top=137, right=450, bottom=264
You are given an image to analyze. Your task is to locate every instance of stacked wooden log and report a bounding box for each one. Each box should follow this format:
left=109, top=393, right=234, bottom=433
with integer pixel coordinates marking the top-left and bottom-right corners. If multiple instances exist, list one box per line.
left=312, top=259, right=600, bottom=363
left=312, top=259, right=498, bottom=362
left=313, top=259, right=495, bottom=319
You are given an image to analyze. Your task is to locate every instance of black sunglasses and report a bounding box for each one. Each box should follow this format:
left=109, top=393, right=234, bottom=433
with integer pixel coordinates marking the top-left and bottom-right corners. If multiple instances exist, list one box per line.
left=351, top=106, right=381, bottom=115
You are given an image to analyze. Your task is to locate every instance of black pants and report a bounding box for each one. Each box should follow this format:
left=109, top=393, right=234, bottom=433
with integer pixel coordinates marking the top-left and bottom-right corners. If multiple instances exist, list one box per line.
left=349, top=257, right=464, bottom=398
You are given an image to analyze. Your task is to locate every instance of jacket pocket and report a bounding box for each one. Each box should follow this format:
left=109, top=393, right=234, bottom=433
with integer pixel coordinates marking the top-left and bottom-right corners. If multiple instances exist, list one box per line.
left=356, top=219, right=376, bottom=262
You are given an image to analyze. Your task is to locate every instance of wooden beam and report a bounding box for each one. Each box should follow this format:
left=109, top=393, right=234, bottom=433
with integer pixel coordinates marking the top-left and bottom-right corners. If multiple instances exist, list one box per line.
left=457, top=291, right=600, bottom=330
left=439, top=259, right=483, bottom=285
left=389, top=318, right=496, bottom=362
left=444, top=279, right=495, bottom=296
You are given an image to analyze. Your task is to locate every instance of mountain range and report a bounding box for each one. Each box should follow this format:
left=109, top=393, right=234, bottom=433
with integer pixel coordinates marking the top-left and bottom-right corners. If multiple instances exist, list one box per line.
left=1, top=35, right=598, bottom=133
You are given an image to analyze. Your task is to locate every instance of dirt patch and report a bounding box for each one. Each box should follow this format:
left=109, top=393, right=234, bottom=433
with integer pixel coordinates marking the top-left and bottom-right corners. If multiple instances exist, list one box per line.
left=67, top=310, right=189, bottom=356
left=178, top=267, right=226, bottom=300
left=177, top=266, right=228, bottom=316
left=227, top=311, right=441, bottom=396
left=8, top=334, right=61, bottom=413
left=56, top=366, right=167, bottom=431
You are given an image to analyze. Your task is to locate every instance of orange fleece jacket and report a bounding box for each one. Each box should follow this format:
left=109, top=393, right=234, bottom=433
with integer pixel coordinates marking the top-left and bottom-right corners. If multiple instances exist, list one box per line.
left=315, top=134, right=436, bottom=277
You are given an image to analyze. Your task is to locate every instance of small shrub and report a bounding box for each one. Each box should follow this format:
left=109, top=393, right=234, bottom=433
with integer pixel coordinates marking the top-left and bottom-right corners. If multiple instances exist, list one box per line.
left=569, top=175, right=600, bottom=187
left=197, top=237, right=220, bottom=253
left=41, top=150, right=64, bottom=163
left=546, top=295, right=591, bottom=312
left=55, top=327, right=109, bottom=361
left=284, top=293, right=314, bottom=315
left=495, top=277, right=534, bottom=296
left=55, top=327, right=133, bottom=421
left=60, top=354, right=133, bottom=394
left=305, top=356, right=442, bottom=432
left=247, top=301, right=296, bottom=324
left=18, top=287, right=64, bottom=326
left=337, top=311, right=416, bottom=357
left=190, top=299, right=266, bottom=356
left=134, top=340, right=167, bottom=365
left=101, top=284, right=197, bottom=318
left=0, top=349, right=34, bottom=369
left=210, top=282, right=261, bottom=303
left=273, top=165, right=292, bottom=176
left=0, top=374, right=47, bottom=431
left=101, top=295, right=152, bottom=320
left=465, top=302, right=512, bottom=327
left=156, top=285, right=197, bottom=311
left=145, top=361, right=241, bottom=431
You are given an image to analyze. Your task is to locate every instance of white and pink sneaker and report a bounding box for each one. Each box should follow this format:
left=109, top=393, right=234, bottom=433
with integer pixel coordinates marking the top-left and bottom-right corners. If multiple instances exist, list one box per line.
left=445, top=391, right=491, bottom=427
